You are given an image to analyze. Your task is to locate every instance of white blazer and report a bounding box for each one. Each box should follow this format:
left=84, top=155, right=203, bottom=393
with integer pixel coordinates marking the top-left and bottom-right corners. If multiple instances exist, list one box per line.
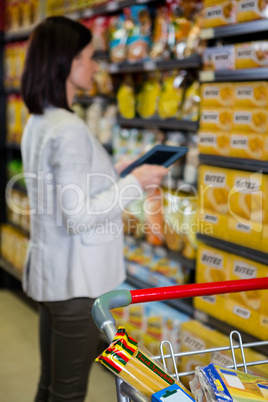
left=20, top=107, right=142, bottom=301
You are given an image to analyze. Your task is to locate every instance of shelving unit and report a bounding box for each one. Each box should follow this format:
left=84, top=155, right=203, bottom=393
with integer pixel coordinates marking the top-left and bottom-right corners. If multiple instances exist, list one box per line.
left=200, top=19, right=268, bottom=40
left=200, top=68, right=268, bottom=83
left=197, top=233, right=268, bottom=266
left=117, top=116, right=199, bottom=131
left=109, top=54, right=202, bottom=74
left=0, top=257, right=22, bottom=282
left=0, top=32, right=5, bottom=225
left=199, top=154, right=268, bottom=173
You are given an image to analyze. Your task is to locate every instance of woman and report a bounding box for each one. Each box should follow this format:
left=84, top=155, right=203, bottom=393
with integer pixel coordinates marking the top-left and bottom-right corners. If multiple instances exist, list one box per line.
left=21, top=16, right=167, bottom=402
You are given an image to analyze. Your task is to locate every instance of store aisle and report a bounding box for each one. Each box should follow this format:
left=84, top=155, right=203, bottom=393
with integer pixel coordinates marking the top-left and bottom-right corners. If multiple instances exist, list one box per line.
left=0, top=290, right=117, bottom=402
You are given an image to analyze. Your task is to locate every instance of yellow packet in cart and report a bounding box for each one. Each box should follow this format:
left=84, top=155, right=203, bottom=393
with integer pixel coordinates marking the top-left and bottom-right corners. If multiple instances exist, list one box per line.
left=96, top=327, right=194, bottom=400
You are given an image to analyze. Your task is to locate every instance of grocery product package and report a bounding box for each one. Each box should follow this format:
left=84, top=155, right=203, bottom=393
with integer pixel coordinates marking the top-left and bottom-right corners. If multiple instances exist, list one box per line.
left=203, top=45, right=236, bottom=71
left=125, top=5, right=152, bottom=62
left=117, top=75, right=135, bottom=119
left=108, top=14, right=128, bottom=63
left=96, top=326, right=195, bottom=401
left=150, top=5, right=170, bottom=59
left=181, top=81, right=200, bottom=121
left=202, top=0, right=237, bottom=28
left=236, top=41, right=268, bottom=69
left=237, top=0, right=268, bottom=22
left=136, top=72, right=161, bottom=119
left=158, top=70, right=186, bottom=119
left=190, top=363, right=268, bottom=401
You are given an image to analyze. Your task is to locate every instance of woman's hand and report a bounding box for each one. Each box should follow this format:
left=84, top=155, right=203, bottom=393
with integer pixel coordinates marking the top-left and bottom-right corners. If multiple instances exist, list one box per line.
left=114, top=158, right=135, bottom=175
left=131, top=164, right=168, bottom=191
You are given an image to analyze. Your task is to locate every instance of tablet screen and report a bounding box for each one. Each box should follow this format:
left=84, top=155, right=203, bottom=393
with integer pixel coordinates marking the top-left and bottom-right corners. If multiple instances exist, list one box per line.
left=142, top=150, right=178, bottom=165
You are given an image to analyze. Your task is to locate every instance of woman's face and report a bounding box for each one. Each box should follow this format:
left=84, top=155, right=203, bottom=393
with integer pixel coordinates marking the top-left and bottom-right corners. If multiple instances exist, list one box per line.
left=68, top=42, right=98, bottom=91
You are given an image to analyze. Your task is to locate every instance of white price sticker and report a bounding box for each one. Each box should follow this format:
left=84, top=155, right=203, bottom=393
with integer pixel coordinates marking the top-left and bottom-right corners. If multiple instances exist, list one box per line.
left=106, top=2, right=119, bottom=11
left=200, top=28, right=215, bottom=40
left=144, top=61, right=157, bottom=71
left=199, top=70, right=215, bottom=82
left=109, top=64, right=119, bottom=73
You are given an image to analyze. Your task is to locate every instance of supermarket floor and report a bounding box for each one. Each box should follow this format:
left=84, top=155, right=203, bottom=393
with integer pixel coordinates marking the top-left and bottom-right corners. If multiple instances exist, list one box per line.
left=0, top=290, right=117, bottom=402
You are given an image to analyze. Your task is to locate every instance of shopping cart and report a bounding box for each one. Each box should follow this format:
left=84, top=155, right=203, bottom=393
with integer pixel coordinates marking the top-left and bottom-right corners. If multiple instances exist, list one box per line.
left=92, top=277, right=268, bottom=402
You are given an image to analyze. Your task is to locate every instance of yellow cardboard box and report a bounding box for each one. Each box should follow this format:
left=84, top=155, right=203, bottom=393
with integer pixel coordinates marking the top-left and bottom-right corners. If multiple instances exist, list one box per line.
left=199, top=165, right=232, bottom=216
left=201, top=83, right=234, bottom=108
left=225, top=297, right=266, bottom=339
left=229, top=132, right=266, bottom=160
left=198, top=208, right=229, bottom=241
left=232, top=108, right=268, bottom=133
left=198, top=130, right=230, bottom=156
left=203, top=45, right=236, bottom=71
left=200, top=108, right=233, bottom=131
left=202, top=0, right=237, bottom=28
left=236, top=41, right=268, bottom=69
left=237, top=0, right=268, bottom=23
left=227, top=216, right=262, bottom=250
left=234, top=82, right=268, bottom=108
left=196, top=243, right=231, bottom=284
left=229, top=170, right=264, bottom=224
left=229, top=254, right=266, bottom=311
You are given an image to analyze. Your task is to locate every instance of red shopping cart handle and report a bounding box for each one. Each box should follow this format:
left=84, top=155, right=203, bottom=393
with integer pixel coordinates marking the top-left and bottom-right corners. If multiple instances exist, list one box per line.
left=130, top=277, right=268, bottom=304
left=92, top=277, right=268, bottom=341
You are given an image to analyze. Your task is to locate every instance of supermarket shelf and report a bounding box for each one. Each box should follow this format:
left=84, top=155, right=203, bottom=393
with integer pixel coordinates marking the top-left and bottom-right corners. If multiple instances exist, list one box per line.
left=0, top=257, right=22, bottom=281
left=117, top=116, right=199, bottom=131
left=199, top=154, right=268, bottom=173
left=5, top=142, right=21, bottom=151
left=164, top=250, right=196, bottom=270
left=197, top=233, right=268, bottom=265
left=79, top=0, right=157, bottom=18
left=5, top=88, right=21, bottom=95
left=109, top=54, right=202, bottom=74
left=126, top=273, right=194, bottom=317
left=200, top=68, right=268, bottom=82
left=200, top=19, right=268, bottom=40
left=7, top=221, right=30, bottom=238
left=4, top=26, right=35, bottom=42
left=195, top=310, right=268, bottom=356
left=73, top=94, right=114, bottom=105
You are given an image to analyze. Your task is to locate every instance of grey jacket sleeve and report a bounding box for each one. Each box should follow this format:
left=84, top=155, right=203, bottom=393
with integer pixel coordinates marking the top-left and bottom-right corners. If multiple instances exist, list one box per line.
left=51, top=123, right=143, bottom=232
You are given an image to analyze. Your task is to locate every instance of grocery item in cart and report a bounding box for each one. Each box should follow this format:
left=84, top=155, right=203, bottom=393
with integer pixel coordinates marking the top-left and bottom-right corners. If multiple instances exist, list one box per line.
left=190, top=363, right=268, bottom=401
left=96, top=326, right=195, bottom=400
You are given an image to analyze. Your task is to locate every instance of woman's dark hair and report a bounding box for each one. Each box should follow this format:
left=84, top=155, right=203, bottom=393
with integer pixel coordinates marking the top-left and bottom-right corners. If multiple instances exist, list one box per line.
left=21, top=16, right=92, bottom=114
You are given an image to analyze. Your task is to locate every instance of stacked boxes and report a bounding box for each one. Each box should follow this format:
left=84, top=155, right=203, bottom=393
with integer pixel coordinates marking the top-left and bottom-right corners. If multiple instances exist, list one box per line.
left=202, top=0, right=268, bottom=29
left=179, top=320, right=268, bottom=388
left=194, top=244, right=268, bottom=340
left=199, top=82, right=268, bottom=161
left=198, top=164, right=268, bottom=251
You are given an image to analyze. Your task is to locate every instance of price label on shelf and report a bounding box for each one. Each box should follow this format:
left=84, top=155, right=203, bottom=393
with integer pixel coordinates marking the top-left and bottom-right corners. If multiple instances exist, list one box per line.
left=143, top=61, right=157, bottom=71
left=199, top=70, right=215, bottom=82
left=109, top=64, right=119, bottom=73
left=200, top=28, right=215, bottom=40
left=83, top=9, right=93, bottom=18
left=194, top=309, right=209, bottom=323
left=106, top=1, right=119, bottom=11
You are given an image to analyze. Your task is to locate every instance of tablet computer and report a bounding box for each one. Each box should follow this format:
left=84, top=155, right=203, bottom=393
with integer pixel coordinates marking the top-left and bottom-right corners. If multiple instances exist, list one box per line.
left=120, top=144, right=188, bottom=178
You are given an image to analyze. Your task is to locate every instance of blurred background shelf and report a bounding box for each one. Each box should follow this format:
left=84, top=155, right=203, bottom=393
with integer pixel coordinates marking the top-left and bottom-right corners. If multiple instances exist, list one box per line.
left=117, top=116, right=199, bottom=131
left=0, top=257, right=22, bottom=282
left=200, top=68, right=268, bottom=83
left=201, top=19, right=268, bottom=40
left=199, top=154, right=268, bottom=173
left=197, top=233, right=268, bottom=266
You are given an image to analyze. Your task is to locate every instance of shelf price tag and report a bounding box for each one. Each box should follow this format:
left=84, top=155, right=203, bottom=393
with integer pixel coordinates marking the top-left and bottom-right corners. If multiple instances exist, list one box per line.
left=106, top=1, right=119, bottom=11
left=143, top=60, right=157, bottom=71
left=194, top=309, right=209, bottom=323
left=109, top=64, right=120, bottom=73
left=83, top=9, right=93, bottom=18
left=200, top=28, right=215, bottom=40
left=199, top=70, right=215, bottom=82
